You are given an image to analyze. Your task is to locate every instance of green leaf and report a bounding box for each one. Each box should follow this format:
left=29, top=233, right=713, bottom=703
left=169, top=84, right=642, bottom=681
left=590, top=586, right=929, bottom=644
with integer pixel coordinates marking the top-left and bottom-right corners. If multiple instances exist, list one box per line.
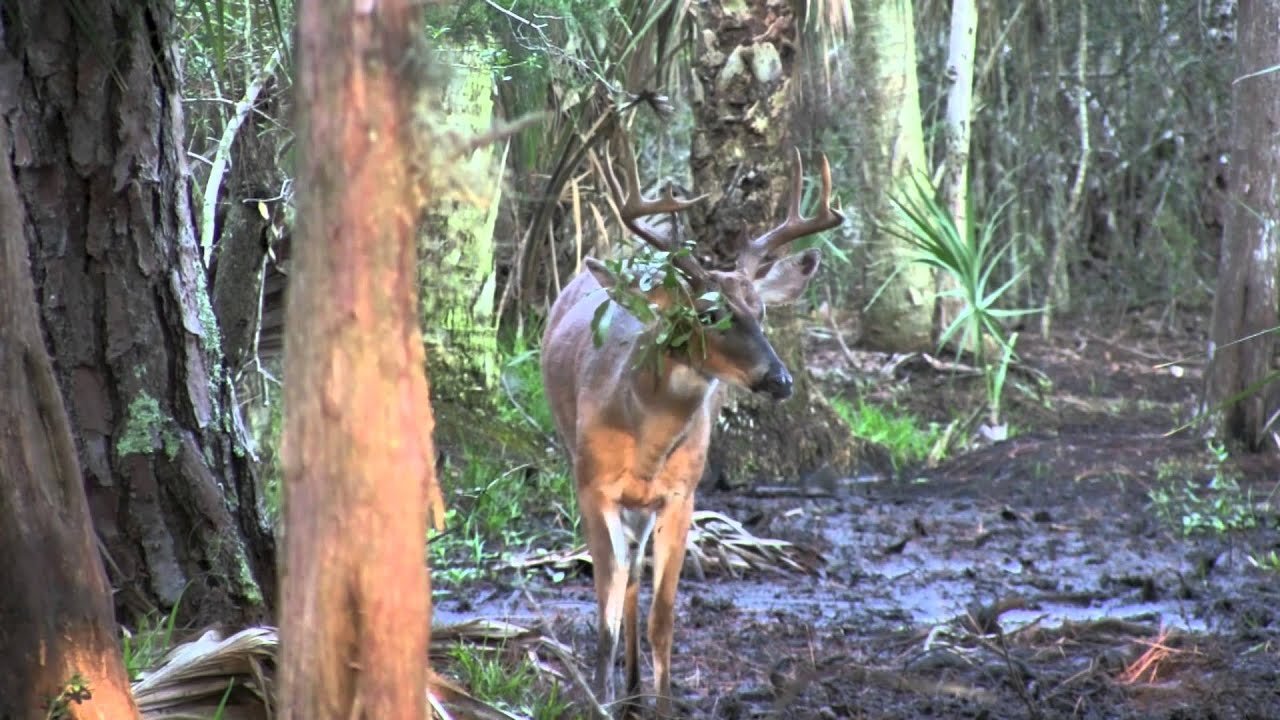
left=591, top=299, right=614, bottom=347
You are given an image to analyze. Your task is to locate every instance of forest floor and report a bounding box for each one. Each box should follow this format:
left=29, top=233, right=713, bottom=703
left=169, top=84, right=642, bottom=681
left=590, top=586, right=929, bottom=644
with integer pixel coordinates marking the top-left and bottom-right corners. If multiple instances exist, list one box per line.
left=434, top=312, right=1280, bottom=719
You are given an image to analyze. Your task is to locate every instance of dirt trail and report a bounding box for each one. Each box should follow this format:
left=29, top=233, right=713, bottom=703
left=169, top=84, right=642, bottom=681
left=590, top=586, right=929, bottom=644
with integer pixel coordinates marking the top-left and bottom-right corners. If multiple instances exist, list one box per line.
left=437, top=321, right=1280, bottom=719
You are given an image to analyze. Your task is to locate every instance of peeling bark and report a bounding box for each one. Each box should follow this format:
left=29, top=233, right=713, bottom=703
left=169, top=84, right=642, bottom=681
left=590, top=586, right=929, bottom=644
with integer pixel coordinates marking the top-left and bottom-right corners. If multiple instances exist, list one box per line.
left=280, top=0, right=442, bottom=717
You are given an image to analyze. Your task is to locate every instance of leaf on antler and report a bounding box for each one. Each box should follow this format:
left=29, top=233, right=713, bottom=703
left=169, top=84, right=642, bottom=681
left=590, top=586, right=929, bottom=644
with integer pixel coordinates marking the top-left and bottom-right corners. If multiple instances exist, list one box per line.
left=591, top=299, right=615, bottom=348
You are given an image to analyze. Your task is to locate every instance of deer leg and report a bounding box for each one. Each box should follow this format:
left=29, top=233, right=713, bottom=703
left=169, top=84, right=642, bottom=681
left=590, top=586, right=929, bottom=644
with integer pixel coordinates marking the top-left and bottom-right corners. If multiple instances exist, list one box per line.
left=579, top=491, right=630, bottom=705
left=648, top=493, right=695, bottom=718
left=621, top=509, right=656, bottom=708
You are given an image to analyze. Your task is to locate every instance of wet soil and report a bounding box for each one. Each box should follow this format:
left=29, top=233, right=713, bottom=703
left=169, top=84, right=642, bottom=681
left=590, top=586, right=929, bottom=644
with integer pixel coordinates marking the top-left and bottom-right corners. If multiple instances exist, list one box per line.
left=436, top=316, right=1280, bottom=719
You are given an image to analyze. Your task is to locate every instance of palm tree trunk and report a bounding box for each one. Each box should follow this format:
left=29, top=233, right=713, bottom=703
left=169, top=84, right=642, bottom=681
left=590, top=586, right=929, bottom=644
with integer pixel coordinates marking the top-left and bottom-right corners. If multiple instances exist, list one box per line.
left=689, top=0, right=855, bottom=487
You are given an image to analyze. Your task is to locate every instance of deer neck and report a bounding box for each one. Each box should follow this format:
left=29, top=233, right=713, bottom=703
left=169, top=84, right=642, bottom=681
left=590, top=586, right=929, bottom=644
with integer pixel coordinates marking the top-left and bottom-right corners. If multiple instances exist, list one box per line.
left=623, top=352, right=718, bottom=479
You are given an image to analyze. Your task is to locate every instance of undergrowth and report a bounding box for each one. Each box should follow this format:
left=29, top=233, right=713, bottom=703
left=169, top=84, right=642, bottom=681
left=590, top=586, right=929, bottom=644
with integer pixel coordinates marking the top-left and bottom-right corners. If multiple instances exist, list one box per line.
left=830, top=396, right=943, bottom=471
left=447, top=643, right=573, bottom=719
left=1149, top=441, right=1262, bottom=537
left=430, top=341, right=579, bottom=587
left=122, top=594, right=185, bottom=681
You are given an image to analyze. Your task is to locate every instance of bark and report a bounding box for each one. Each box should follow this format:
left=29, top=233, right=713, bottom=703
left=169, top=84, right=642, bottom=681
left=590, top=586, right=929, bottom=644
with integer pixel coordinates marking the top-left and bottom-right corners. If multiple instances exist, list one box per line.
left=854, top=0, right=935, bottom=352
left=0, top=108, right=140, bottom=720
left=1207, top=0, right=1280, bottom=450
left=209, top=67, right=288, bottom=372
left=280, top=0, right=444, bottom=717
left=420, top=42, right=503, bottom=402
left=7, top=0, right=274, bottom=624
left=690, top=0, right=855, bottom=487
left=1040, top=0, right=1089, bottom=338
left=938, top=0, right=978, bottom=338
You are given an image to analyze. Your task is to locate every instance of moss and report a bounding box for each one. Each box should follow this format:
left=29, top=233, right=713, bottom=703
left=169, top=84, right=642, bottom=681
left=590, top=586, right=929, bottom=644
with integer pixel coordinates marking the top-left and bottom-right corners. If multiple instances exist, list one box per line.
left=195, top=281, right=223, bottom=358
left=208, top=532, right=265, bottom=607
left=118, top=392, right=180, bottom=459
left=234, top=546, right=264, bottom=606
left=418, top=41, right=502, bottom=392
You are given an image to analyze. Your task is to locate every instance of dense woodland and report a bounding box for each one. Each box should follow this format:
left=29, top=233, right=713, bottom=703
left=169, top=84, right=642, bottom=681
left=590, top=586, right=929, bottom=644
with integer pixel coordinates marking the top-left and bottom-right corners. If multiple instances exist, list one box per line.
left=2, top=0, right=1279, bottom=718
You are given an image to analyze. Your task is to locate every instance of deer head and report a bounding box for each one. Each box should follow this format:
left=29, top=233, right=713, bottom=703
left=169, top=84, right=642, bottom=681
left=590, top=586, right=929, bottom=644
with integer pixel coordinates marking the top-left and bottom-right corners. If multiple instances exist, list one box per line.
left=586, top=141, right=844, bottom=399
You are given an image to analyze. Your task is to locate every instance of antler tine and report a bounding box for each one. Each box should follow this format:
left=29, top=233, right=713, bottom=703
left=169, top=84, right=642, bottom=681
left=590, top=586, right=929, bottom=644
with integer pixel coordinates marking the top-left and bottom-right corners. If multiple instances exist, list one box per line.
left=739, top=149, right=845, bottom=274
left=603, top=139, right=710, bottom=284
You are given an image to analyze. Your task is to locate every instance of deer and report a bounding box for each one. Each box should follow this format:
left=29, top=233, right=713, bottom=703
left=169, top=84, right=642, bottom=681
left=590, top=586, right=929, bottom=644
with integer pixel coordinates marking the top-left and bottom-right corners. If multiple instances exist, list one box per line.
left=540, top=138, right=843, bottom=717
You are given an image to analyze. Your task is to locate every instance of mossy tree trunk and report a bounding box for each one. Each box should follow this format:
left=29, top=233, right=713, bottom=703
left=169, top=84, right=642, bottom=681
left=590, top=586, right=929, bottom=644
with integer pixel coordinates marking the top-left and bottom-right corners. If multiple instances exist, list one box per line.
left=0, top=106, right=140, bottom=720
left=9, top=0, right=274, bottom=625
left=280, top=0, right=444, bottom=716
left=853, top=0, right=935, bottom=352
left=420, top=42, right=504, bottom=404
left=690, top=0, right=855, bottom=488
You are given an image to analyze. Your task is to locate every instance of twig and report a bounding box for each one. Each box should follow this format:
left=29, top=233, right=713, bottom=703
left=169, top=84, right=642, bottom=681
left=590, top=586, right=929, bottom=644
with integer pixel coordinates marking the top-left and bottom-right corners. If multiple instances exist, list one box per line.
left=1117, top=626, right=1179, bottom=684
left=987, top=628, right=1041, bottom=720
left=535, top=636, right=612, bottom=720
left=200, top=49, right=281, bottom=267
left=823, top=286, right=857, bottom=364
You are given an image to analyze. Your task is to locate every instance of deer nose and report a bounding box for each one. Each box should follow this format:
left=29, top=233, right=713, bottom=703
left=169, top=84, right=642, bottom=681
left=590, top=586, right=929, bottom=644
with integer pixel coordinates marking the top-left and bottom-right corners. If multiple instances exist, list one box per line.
left=753, top=366, right=793, bottom=400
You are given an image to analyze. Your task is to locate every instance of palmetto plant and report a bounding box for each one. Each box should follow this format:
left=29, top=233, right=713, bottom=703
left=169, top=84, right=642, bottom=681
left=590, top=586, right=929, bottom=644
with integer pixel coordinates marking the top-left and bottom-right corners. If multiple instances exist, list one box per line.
left=885, top=175, right=1040, bottom=424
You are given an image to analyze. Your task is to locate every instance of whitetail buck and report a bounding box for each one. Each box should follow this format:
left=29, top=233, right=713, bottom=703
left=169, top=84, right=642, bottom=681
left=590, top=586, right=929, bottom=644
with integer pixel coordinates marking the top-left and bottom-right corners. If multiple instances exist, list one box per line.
left=541, top=140, right=842, bottom=716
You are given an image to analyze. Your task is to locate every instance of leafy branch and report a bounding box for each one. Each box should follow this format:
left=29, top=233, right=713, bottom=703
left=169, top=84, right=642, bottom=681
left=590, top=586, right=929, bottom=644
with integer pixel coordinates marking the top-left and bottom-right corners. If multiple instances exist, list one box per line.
left=590, top=243, right=731, bottom=374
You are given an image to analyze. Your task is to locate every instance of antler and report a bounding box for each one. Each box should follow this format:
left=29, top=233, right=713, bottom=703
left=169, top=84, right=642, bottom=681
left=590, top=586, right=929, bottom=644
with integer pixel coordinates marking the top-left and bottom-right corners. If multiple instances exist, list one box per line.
left=738, top=149, right=844, bottom=276
left=603, top=140, right=710, bottom=287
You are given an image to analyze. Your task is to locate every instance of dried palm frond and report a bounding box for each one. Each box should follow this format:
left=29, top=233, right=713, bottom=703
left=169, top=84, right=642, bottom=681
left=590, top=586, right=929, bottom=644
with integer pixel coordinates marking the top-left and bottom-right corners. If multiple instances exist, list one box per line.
left=686, top=510, right=825, bottom=578
left=132, top=626, right=275, bottom=720
left=129, top=623, right=578, bottom=720
left=506, top=509, right=825, bottom=578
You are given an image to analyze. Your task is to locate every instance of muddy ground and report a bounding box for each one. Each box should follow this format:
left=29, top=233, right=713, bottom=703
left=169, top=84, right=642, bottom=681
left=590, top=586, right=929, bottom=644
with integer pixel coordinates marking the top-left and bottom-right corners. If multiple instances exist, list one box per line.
left=435, top=315, right=1280, bottom=719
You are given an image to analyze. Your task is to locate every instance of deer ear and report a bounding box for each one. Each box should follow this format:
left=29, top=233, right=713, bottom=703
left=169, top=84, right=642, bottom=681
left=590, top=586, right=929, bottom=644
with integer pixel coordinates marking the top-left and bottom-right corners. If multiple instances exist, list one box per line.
left=584, top=257, right=617, bottom=290
left=755, top=249, right=821, bottom=305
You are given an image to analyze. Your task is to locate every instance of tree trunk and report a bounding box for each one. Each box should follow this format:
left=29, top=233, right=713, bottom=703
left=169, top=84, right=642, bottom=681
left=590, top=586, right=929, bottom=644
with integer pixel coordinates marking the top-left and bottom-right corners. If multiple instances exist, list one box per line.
left=690, top=0, right=855, bottom=487
left=0, top=114, right=140, bottom=720
left=420, top=42, right=504, bottom=404
left=1207, top=0, right=1280, bottom=450
left=938, top=0, right=978, bottom=339
left=280, top=0, right=443, bottom=717
left=9, top=0, right=274, bottom=625
left=209, top=65, right=289, bottom=374
left=854, top=0, right=935, bottom=352
left=1039, top=0, right=1089, bottom=338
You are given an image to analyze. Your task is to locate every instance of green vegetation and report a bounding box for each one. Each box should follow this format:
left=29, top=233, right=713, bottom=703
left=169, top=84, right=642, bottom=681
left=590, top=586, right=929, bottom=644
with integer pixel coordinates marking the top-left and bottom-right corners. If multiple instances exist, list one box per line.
left=447, top=643, right=572, bottom=719
left=1149, top=441, right=1260, bottom=536
left=830, top=396, right=943, bottom=471
left=43, top=674, right=90, bottom=720
left=591, top=242, right=734, bottom=371
left=121, top=599, right=184, bottom=681
left=1248, top=549, right=1280, bottom=574
left=430, top=345, right=579, bottom=587
left=430, top=450, right=578, bottom=586
left=886, top=178, right=1040, bottom=424
left=497, top=334, right=556, bottom=435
